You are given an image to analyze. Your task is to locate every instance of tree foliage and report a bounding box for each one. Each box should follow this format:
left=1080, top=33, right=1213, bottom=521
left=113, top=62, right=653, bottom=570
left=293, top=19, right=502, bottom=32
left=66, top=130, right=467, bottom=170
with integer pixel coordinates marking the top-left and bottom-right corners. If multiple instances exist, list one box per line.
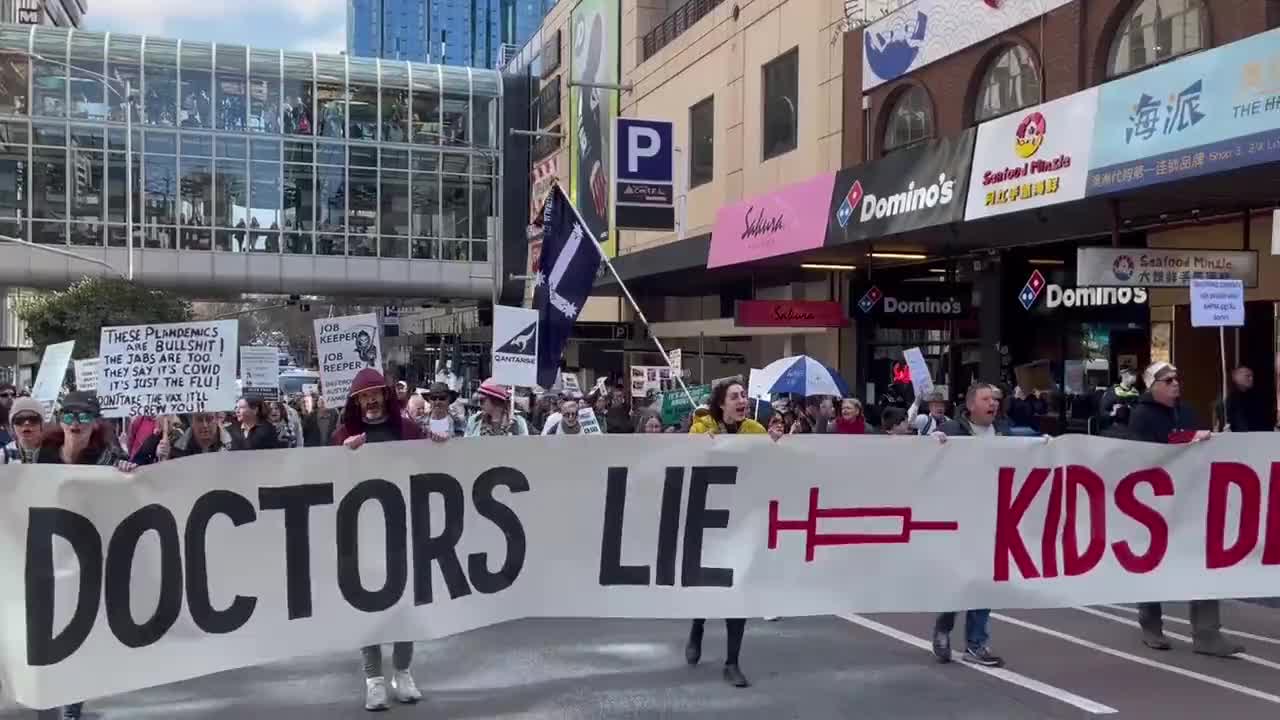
left=17, top=278, right=193, bottom=358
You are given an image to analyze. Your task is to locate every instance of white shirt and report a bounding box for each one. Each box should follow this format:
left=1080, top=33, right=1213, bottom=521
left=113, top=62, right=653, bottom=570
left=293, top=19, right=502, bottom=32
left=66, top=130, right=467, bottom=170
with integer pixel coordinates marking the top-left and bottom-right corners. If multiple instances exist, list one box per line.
left=971, top=421, right=997, bottom=438
left=428, top=416, right=452, bottom=436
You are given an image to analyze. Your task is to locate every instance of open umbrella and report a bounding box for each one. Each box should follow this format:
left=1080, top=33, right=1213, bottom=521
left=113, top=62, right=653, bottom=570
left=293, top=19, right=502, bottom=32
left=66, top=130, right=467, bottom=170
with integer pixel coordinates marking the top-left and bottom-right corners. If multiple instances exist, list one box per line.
left=760, top=355, right=849, bottom=397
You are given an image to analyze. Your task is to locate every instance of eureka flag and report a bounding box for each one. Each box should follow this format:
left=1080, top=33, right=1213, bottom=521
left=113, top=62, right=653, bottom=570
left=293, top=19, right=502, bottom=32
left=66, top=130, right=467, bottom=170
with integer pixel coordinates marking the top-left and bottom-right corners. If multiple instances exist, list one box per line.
left=533, top=184, right=603, bottom=387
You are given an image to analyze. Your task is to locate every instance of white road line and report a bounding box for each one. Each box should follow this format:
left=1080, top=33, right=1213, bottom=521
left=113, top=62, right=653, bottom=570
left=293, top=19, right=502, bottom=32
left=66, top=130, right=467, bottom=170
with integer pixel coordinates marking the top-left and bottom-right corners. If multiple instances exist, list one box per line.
left=991, top=612, right=1280, bottom=705
left=838, top=613, right=1118, bottom=715
left=1099, top=604, right=1280, bottom=647
left=1074, top=606, right=1280, bottom=673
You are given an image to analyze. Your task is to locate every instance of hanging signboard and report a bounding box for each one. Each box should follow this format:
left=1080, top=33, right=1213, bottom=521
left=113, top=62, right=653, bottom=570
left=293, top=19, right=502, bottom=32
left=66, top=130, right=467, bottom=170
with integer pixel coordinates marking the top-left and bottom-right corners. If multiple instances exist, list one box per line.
left=613, top=117, right=676, bottom=232
left=1076, top=248, right=1259, bottom=288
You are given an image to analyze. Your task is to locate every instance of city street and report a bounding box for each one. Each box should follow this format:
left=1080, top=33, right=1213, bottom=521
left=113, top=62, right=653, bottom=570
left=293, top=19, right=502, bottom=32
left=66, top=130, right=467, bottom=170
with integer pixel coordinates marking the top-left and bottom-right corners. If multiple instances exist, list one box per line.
left=11, top=600, right=1280, bottom=719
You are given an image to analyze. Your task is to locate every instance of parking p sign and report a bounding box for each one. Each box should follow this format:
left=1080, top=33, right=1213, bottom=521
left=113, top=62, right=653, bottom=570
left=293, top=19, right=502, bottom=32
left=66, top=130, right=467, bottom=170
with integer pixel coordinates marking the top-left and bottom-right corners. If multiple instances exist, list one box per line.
left=614, top=117, right=675, bottom=232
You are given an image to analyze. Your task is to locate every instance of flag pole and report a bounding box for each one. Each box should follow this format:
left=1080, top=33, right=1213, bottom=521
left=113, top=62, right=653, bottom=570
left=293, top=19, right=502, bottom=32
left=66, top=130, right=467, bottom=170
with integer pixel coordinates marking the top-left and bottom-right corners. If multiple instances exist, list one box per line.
left=554, top=182, right=697, bottom=408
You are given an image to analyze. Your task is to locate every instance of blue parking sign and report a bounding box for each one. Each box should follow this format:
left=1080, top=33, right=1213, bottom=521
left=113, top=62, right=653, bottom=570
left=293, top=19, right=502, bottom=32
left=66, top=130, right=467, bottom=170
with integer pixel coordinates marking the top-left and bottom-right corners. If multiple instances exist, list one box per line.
left=616, top=118, right=673, bottom=183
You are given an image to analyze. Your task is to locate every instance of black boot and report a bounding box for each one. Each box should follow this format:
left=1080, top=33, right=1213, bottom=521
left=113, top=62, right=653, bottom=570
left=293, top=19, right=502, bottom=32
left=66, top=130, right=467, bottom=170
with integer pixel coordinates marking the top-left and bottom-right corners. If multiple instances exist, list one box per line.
left=686, top=621, right=704, bottom=665
left=722, top=663, right=750, bottom=688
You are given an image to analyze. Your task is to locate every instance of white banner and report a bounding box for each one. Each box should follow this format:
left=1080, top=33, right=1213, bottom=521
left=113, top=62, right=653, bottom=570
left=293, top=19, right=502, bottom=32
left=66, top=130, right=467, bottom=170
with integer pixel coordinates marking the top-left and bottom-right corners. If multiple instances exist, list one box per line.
left=30, top=341, right=74, bottom=411
left=3, top=434, right=1280, bottom=706
left=965, top=89, right=1098, bottom=220
left=314, top=314, right=382, bottom=408
left=72, top=358, right=100, bottom=393
left=492, top=305, right=539, bottom=387
left=239, top=346, right=281, bottom=402
left=97, top=321, right=238, bottom=418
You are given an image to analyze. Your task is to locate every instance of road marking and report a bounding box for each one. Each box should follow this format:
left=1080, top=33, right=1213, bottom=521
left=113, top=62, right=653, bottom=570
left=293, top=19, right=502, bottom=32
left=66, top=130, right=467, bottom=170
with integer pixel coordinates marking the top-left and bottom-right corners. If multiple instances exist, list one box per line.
left=1075, top=606, right=1280, bottom=673
left=839, top=614, right=1117, bottom=715
left=992, top=612, right=1280, bottom=705
left=1099, top=604, right=1280, bottom=647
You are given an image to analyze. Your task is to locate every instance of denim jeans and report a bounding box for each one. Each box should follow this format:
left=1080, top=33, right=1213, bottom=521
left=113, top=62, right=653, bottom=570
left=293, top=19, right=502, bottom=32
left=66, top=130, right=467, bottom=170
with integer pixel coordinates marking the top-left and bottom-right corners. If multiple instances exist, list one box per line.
left=934, top=609, right=991, bottom=650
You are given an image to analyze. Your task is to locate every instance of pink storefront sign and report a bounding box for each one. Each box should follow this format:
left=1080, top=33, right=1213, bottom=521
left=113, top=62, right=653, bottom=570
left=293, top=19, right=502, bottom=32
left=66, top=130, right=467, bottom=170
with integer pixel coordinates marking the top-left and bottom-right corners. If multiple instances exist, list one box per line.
left=707, top=172, right=837, bottom=269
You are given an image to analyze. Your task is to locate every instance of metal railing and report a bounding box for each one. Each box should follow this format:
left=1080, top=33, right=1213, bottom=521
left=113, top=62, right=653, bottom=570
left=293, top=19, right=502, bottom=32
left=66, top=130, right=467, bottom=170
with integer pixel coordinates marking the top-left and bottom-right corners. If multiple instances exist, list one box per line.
left=641, top=0, right=724, bottom=63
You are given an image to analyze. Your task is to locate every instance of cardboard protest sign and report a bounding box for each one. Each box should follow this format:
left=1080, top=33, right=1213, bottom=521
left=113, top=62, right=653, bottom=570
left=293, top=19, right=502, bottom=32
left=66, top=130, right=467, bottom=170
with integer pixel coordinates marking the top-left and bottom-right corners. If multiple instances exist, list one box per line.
left=314, top=314, right=382, bottom=408
left=97, top=320, right=238, bottom=418
left=30, top=341, right=74, bottom=414
left=72, top=358, right=100, bottom=393
left=239, top=346, right=281, bottom=402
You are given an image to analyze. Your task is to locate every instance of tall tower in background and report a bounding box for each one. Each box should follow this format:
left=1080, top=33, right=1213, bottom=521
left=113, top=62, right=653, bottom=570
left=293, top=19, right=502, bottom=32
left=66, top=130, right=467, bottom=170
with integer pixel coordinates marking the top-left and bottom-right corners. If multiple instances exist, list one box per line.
left=4, top=0, right=86, bottom=27
left=348, top=0, right=551, bottom=69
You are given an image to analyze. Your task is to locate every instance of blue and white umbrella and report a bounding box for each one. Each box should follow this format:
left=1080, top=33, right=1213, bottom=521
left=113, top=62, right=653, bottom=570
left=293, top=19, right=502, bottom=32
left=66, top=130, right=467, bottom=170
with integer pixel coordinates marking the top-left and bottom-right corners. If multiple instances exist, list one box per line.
left=760, top=355, right=850, bottom=398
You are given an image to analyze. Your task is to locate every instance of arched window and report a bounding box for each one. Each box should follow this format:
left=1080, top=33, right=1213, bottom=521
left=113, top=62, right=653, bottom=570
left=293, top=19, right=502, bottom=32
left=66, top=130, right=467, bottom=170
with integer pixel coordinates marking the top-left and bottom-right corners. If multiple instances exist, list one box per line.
left=1108, top=0, right=1207, bottom=78
left=975, top=45, right=1041, bottom=122
left=882, top=85, right=932, bottom=154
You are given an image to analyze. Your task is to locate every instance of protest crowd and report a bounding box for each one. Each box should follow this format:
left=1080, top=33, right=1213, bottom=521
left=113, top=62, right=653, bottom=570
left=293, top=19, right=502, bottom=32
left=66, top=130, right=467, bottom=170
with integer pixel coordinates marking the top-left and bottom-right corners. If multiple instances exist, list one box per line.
left=2, top=339, right=1274, bottom=715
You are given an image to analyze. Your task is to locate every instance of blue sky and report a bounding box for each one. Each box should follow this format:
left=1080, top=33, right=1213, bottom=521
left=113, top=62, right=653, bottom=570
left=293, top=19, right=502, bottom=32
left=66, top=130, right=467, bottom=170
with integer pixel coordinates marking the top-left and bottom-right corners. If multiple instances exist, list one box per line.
left=86, top=0, right=347, bottom=54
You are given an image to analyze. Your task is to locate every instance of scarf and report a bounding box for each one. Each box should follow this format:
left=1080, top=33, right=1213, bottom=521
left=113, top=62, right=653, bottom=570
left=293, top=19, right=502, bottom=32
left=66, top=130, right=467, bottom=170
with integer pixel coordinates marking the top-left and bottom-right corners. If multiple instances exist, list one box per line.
left=478, top=412, right=517, bottom=437
left=834, top=416, right=866, bottom=434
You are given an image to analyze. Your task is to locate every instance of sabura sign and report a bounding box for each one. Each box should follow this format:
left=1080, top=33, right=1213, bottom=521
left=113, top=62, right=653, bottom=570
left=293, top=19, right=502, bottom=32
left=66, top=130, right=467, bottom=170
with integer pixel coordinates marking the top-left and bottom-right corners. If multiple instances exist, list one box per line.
left=734, top=300, right=848, bottom=328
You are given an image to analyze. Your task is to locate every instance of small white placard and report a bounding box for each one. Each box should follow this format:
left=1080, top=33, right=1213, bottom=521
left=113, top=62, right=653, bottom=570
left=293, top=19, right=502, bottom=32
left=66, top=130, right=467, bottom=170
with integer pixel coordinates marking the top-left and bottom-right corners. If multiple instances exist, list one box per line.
left=1190, top=279, right=1245, bottom=328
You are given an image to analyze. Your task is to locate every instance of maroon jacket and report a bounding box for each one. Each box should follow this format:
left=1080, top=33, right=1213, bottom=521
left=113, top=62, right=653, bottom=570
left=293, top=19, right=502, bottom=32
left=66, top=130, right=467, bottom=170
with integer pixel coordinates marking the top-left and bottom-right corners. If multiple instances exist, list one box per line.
left=330, top=368, right=423, bottom=445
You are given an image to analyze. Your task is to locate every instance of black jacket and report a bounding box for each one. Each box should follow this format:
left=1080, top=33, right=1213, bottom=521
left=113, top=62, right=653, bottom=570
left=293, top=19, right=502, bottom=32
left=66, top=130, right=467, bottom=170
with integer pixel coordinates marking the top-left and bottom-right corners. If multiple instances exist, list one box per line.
left=227, top=422, right=279, bottom=451
left=1216, top=388, right=1269, bottom=433
left=1126, top=393, right=1203, bottom=444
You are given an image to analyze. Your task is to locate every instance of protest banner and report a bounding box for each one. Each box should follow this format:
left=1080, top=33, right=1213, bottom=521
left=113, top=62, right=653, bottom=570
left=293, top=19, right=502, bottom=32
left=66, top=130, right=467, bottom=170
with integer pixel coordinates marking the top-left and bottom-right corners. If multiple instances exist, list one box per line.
left=96, top=321, right=238, bottom=418
left=30, top=341, right=74, bottom=413
left=314, top=314, right=382, bottom=408
left=4, top=434, right=1280, bottom=706
left=658, top=383, right=711, bottom=425
left=72, top=358, right=100, bottom=393
left=239, top=346, right=281, bottom=402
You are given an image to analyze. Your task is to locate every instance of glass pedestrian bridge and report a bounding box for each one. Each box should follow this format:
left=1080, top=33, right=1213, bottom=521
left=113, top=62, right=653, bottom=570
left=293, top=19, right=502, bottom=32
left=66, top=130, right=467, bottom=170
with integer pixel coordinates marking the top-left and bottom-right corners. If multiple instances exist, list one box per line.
left=0, top=26, right=501, bottom=299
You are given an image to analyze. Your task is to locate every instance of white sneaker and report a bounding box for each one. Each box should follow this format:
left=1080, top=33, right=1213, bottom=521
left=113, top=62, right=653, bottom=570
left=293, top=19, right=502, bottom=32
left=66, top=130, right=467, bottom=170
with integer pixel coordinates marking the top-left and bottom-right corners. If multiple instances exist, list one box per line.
left=391, top=669, right=422, bottom=704
left=364, top=676, right=389, bottom=711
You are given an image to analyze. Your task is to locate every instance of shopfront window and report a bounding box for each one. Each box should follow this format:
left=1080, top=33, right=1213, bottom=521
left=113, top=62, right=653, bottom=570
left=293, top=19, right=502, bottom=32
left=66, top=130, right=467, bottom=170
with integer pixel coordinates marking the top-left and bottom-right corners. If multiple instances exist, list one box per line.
left=381, top=61, right=409, bottom=143
left=180, top=42, right=214, bottom=129
left=1109, top=0, right=1207, bottom=78
left=249, top=49, right=282, bottom=134
left=144, top=38, right=179, bottom=126
left=282, top=52, right=314, bottom=136
left=975, top=45, right=1041, bottom=122
left=348, top=57, right=379, bottom=142
left=215, top=45, right=248, bottom=131
left=316, top=55, right=346, bottom=139
left=882, top=85, right=933, bottom=154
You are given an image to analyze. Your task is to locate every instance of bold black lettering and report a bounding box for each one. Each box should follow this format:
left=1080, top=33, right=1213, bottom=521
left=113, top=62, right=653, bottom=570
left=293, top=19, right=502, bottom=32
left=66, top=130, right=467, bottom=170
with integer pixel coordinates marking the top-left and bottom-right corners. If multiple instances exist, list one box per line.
left=185, top=490, right=257, bottom=634
left=26, top=508, right=102, bottom=666
left=409, top=473, right=471, bottom=604
left=470, top=466, right=530, bottom=594
left=681, top=466, right=736, bottom=587
left=655, top=468, right=684, bottom=586
left=599, top=467, right=650, bottom=586
left=259, top=484, right=334, bottom=619
left=104, top=504, right=183, bottom=649
left=336, top=479, right=408, bottom=612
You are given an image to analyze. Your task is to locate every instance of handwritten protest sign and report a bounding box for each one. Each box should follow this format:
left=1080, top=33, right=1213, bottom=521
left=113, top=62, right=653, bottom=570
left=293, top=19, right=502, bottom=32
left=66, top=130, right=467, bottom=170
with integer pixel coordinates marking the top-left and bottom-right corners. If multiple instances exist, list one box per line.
left=239, top=346, right=281, bottom=402
left=31, top=341, right=74, bottom=414
left=314, top=313, right=382, bottom=408
left=97, top=320, right=238, bottom=418
left=72, top=358, right=100, bottom=393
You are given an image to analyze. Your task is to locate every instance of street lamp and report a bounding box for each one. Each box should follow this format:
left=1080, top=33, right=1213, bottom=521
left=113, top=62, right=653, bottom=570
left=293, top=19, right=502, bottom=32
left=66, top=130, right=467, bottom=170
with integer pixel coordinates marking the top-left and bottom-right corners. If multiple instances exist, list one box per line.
left=14, top=51, right=136, bottom=281
left=0, top=233, right=128, bottom=279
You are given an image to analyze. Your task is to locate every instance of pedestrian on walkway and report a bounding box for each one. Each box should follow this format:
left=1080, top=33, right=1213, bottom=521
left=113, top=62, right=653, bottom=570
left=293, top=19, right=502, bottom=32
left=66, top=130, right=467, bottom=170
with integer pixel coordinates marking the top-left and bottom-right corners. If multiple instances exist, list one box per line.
left=930, top=383, right=1006, bottom=668
left=464, top=379, right=529, bottom=436
left=1129, top=361, right=1244, bottom=657
left=685, top=380, right=784, bottom=688
left=332, top=367, right=425, bottom=710
left=228, top=397, right=280, bottom=451
left=2, top=396, right=45, bottom=463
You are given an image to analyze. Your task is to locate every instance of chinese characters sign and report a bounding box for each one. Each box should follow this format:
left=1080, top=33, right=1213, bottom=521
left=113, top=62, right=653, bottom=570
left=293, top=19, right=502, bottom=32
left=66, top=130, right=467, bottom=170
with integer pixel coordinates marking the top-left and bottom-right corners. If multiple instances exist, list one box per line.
left=965, top=89, right=1098, bottom=220
left=1089, top=26, right=1280, bottom=195
left=1076, top=247, right=1258, bottom=289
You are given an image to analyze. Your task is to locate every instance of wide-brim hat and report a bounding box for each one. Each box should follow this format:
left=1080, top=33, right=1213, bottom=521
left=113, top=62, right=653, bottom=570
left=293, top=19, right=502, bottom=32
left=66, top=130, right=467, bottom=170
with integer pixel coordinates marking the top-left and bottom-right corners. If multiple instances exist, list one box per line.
left=422, top=382, right=459, bottom=403
left=477, top=378, right=510, bottom=403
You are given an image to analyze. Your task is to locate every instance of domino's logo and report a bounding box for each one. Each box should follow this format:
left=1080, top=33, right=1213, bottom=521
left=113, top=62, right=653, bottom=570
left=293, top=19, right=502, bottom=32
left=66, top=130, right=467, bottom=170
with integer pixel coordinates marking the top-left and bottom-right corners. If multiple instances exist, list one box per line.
left=857, top=285, right=884, bottom=313
left=1018, top=270, right=1047, bottom=310
left=836, top=180, right=864, bottom=228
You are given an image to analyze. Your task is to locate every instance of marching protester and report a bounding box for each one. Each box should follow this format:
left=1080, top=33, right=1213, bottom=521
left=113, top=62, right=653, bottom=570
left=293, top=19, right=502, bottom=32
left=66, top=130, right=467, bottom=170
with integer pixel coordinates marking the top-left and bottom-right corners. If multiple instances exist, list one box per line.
left=405, top=392, right=430, bottom=434
left=1128, top=362, right=1244, bottom=657
left=331, top=367, right=424, bottom=710
left=2, top=395, right=45, bottom=464
left=589, top=391, right=610, bottom=432
left=422, top=382, right=463, bottom=440
left=878, top=406, right=911, bottom=435
left=530, top=392, right=557, bottom=434
left=152, top=411, right=234, bottom=461
left=833, top=398, right=867, bottom=434
left=634, top=408, right=664, bottom=434
left=131, top=414, right=185, bottom=466
left=125, top=413, right=158, bottom=463
left=1216, top=365, right=1267, bottom=432
left=229, top=397, right=280, bottom=451
left=930, top=383, right=1006, bottom=668
left=0, top=381, right=15, bottom=447
left=606, top=385, right=633, bottom=433
left=685, top=380, right=784, bottom=688
left=543, top=396, right=590, bottom=434
left=464, top=378, right=530, bottom=437
left=268, top=401, right=298, bottom=448
left=908, top=390, right=950, bottom=436
left=300, top=392, right=337, bottom=448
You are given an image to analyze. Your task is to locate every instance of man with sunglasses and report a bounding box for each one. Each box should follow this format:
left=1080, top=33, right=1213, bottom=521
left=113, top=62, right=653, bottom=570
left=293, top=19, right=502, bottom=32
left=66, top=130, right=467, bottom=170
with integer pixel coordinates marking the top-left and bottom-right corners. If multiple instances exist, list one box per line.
left=1128, top=362, right=1243, bottom=657
left=421, top=382, right=462, bottom=441
left=2, top=396, right=45, bottom=464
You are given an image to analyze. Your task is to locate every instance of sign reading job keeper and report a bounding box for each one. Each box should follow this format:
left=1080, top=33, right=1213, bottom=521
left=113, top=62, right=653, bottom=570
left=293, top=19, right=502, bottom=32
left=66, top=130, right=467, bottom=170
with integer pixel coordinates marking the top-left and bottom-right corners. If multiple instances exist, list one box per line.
left=97, top=320, right=238, bottom=418
left=314, top=313, right=382, bottom=408
left=6, top=434, right=1280, bottom=707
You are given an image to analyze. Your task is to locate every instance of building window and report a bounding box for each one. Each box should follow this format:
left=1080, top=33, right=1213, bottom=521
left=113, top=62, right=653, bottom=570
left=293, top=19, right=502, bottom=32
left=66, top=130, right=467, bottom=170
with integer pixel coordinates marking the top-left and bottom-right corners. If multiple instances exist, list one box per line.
left=1108, top=0, right=1207, bottom=78
left=689, top=96, right=713, bottom=188
left=762, top=48, right=798, bottom=161
left=975, top=45, right=1041, bottom=123
left=882, top=85, right=932, bottom=154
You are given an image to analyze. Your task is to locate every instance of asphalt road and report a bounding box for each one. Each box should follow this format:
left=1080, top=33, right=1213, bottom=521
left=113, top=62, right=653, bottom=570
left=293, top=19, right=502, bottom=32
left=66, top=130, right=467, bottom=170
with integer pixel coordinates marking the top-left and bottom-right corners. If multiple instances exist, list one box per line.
left=10, top=601, right=1280, bottom=719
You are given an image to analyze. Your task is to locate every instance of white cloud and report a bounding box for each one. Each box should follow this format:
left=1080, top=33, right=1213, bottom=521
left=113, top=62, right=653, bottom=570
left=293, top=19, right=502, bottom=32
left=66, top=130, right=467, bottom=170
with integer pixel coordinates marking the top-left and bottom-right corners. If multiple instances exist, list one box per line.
left=294, top=26, right=347, bottom=55
left=87, top=0, right=347, bottom=49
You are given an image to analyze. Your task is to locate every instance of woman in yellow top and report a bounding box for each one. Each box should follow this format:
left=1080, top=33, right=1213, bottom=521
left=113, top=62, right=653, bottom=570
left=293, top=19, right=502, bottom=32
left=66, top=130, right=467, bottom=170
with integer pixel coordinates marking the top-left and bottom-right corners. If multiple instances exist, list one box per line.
left=685, top=379, right=782, bottom=688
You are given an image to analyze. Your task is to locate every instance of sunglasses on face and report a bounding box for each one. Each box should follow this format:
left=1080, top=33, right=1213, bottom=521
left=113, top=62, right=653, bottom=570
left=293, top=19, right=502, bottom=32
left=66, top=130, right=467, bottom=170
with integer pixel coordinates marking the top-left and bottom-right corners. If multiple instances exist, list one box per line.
left=1157, top=376, right=1180, bottom=385
left=60, top=412, right=97, bottom=425
left=428, top=395, right=449, bottom=402
left=0, top=392, right=14, bottom=399
left=12, top=414, right=41, bottom=427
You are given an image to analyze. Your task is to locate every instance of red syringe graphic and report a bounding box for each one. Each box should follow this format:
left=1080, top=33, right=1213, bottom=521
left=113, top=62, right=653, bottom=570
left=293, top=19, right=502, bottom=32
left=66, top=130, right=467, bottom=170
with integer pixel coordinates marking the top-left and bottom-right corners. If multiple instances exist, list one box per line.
left=768, top=487, right=960, bottom=562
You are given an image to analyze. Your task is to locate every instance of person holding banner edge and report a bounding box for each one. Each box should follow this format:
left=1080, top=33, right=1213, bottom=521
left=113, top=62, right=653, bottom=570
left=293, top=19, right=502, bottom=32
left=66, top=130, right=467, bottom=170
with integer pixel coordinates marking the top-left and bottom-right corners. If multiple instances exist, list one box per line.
left=686, top=380, right=784, bottom=688
left=331, top=367, right=425, bottom=710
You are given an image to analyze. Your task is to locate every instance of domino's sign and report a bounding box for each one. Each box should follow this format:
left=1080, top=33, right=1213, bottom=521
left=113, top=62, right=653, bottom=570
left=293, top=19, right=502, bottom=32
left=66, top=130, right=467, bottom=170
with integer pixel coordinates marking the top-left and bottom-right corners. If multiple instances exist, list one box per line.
left=614, top=118, right=675, bottom=232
